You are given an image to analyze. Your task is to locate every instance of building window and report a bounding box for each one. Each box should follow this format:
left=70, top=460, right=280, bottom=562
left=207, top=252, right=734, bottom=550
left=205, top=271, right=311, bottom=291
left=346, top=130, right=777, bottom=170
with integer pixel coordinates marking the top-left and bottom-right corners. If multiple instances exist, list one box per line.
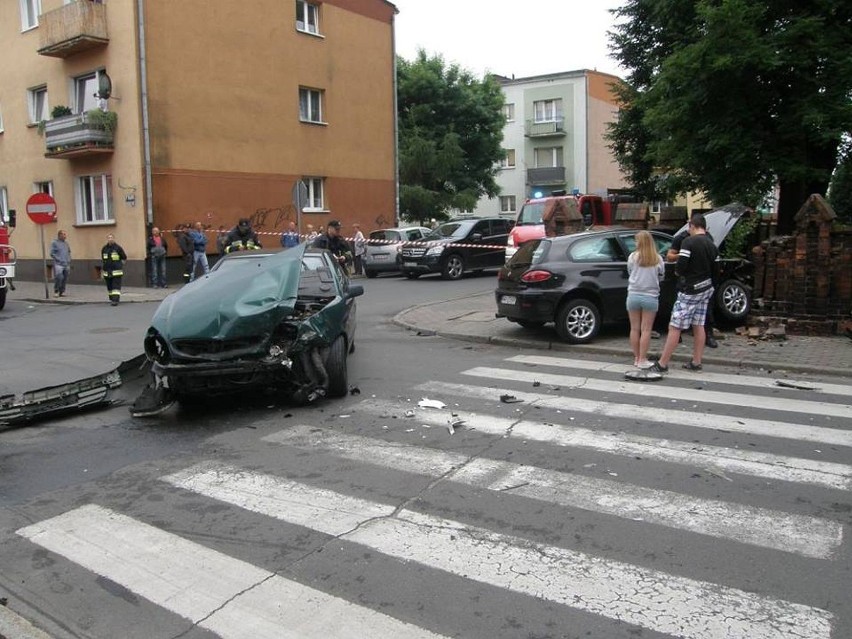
left=27, top=86, right=49, bottom=124
left=534, top=146, right=563, bottom=168
left=502, top=103, right=515, bottom=122
left=299, top=87, right=324, bottom=123
left=20, top=0, right=41, bottom=30
left=74, top=71, right=105, bottom=114
left=34, top=181, right=53, bottom=196
left=303, top=177, right=325, bottom=211
left=296, top=0, right=320, bottom=35
left=499, top=196, right=517, bottom=213
left=499, top=149, right=516, bottom=169
left=76, top=174, right=113, bottom=224
left=533, top=98, right=562, bottom=123
left=0, top=187, right=8, bottom=225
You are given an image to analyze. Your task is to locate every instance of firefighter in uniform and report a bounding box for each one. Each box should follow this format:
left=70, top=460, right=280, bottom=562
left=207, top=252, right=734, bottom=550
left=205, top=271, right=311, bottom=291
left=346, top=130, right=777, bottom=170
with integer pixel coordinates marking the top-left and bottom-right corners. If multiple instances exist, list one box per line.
left=101, top=233, right=127, bottom=306
left=224, top=218, right=262, bottom=253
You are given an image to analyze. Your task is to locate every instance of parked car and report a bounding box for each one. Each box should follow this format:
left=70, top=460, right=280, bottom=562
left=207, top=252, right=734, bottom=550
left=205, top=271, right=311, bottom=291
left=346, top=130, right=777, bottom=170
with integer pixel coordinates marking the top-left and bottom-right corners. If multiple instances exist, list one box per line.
left=132, top=245, right=363, bottom=415
left=400, top=217, right=513, bottom=280
left=495, top=211, right=753, bottom=344
left=364, top=226, right=432, bottom=278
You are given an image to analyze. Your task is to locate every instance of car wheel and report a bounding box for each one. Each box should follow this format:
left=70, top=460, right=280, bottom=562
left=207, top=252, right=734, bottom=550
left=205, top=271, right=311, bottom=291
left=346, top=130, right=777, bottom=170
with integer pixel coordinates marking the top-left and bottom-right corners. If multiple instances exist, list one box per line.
left=555, top=298, right=601, bottom=344
left=365, top=270, right=378, bottom=279
left=442, top=254, right=465, bottom=280
left=517, top=320, right=546, bottom=329
left=325, top=335, right=348, bottom=398
left=404, top=271, right=420, bottom=279
left=715, top=279, right=751, bottom=324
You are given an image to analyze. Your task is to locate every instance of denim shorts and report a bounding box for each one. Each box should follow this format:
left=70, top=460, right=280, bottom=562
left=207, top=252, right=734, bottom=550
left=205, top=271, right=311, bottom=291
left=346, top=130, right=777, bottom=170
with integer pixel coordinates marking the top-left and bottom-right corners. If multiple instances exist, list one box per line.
left=626, top=293, right=659, bottom=312
left=669, top=288, right=714, bottom=329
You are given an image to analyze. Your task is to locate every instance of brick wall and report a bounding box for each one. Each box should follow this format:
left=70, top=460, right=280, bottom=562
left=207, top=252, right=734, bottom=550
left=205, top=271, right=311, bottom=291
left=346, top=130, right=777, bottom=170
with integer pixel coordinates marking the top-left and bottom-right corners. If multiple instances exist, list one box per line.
left=751, top=195, right=852, bottom=335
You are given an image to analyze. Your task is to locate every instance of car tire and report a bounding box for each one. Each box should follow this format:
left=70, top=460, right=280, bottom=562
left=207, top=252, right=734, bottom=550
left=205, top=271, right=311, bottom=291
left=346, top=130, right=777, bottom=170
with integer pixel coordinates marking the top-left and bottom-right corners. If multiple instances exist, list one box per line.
left=715, top=279, right=751, bottom=324
left=365, top=270, right=378, bottom=279
left=404, top=271, right=420, bottom=279
left=516, top=320, right=546, bottom=329
left=555, top=298, right=601, bottom=344
left=442, top=254, right=465, bottom=280
left=325, top=335, right=348, bottom=398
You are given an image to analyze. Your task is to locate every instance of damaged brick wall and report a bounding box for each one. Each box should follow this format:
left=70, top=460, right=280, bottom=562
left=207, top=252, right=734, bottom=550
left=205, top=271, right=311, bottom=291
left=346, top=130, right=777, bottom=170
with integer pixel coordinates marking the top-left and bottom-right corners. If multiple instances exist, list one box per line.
left=751, top=194, right=852, bottom=335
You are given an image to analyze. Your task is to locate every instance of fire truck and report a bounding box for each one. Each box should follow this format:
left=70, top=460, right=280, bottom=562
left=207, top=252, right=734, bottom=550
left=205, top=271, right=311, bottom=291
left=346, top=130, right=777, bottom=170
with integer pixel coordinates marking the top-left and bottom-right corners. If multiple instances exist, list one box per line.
left=506, top=191, right=637, bottom=261
left=0, top=220, right=16, bottom=311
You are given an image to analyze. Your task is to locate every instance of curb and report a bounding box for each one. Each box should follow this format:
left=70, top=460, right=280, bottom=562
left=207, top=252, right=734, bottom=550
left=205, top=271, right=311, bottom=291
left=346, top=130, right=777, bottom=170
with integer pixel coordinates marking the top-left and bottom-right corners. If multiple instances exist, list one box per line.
left=392, top=308, right=852, bottom=379
left=0, top=605, right=52, bottom=639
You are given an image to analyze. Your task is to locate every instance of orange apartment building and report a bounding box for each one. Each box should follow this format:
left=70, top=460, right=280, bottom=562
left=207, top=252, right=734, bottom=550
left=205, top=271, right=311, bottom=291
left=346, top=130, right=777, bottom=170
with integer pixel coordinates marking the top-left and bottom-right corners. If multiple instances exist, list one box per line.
left=0, top=0, right=398, bottom=285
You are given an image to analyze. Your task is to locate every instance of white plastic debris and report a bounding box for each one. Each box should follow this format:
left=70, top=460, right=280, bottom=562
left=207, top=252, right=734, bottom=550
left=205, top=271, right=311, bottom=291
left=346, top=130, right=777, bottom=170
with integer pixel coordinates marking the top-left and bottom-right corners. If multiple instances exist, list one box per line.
left=418, top=397, right=447, bottom=409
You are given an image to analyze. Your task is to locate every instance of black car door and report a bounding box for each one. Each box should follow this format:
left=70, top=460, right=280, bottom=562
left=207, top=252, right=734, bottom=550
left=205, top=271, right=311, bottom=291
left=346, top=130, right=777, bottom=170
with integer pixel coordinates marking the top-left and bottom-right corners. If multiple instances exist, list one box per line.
left=569, top=234, right=630, bottom=322
left=477, top=219, right=510, bottom=268
left=465, top=220, right=493, bottom=269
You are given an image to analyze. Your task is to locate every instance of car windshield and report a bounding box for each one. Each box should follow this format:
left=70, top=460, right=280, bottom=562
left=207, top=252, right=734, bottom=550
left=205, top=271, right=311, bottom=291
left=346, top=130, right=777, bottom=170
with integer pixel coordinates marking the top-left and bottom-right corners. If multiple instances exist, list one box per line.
left=369, top=230, right=400, bottom=242
left=508, top=239, right=548, bottom=267
left=212, top=254, right=272, bottom=273
left=425, top=222, right=470, bottom=240
left=517, top=202, right=546, bottom=226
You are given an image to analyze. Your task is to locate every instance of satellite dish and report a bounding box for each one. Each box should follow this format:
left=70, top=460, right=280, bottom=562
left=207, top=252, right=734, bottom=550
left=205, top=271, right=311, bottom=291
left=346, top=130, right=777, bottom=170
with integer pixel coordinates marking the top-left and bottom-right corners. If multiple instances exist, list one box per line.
left=96, top=72, right=112, bottom=100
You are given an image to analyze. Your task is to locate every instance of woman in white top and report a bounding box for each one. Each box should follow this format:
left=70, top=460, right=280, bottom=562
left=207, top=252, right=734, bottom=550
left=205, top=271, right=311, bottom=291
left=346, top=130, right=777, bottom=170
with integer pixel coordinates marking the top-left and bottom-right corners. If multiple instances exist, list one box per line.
left=626, top=230, right=665, bottom=368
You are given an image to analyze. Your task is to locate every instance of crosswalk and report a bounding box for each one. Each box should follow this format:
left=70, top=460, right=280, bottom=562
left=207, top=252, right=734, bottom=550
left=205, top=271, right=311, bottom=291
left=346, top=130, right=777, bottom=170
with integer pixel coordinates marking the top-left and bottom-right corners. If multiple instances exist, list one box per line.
left=15, top=354, right=852, bottom=638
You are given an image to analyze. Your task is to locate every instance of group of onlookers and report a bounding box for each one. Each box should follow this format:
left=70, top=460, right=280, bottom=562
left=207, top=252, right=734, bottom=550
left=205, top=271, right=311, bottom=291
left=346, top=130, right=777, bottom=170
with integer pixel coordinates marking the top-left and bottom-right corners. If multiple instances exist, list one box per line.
left=279, top=220, right=366, bottom=275
left=49, top=229, right=127, bottom=306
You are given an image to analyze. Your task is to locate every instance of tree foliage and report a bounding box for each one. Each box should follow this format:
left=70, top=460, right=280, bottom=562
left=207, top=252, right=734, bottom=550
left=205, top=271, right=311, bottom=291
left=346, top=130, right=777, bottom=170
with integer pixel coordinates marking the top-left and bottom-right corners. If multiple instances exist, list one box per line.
left=608, top=0, right=852, bottom=233
left=828, top=139, right=852, bottom=224
left=397, top=50, right=505, bottom=223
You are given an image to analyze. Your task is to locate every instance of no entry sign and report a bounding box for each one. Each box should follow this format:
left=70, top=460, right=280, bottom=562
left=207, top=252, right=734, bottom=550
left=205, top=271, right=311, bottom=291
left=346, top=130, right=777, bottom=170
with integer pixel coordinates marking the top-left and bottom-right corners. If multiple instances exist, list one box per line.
left=26, top=193, right=57, bottom=224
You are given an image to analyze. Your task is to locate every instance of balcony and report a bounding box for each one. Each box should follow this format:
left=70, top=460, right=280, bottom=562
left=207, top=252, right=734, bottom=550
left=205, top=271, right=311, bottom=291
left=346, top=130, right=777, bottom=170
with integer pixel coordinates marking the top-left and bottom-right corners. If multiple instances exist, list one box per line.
left=38, top=1, right=108, bottom=58
left=44, top=111, right=116, bottom=159
left=525, top=118, right=566, bottom=137
left=527, top=166, right=565, bottom=185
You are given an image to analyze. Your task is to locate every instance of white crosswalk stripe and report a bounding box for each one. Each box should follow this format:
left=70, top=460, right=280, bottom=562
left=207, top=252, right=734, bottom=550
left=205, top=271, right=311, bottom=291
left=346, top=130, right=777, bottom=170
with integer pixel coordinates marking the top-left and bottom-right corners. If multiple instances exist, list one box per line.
left=13, top=353, right=850, bottom=639
left=263, top=425, right=842, bottom=558
left=162, top=463, right=834, bottom=639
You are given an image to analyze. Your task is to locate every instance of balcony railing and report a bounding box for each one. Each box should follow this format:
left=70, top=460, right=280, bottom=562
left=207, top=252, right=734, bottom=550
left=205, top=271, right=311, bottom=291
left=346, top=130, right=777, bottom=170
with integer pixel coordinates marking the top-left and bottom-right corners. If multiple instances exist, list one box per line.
left=44, top=111, right=116, bottom=159
left=38, top=0, right=108, bottom=58
left=525, top=118, right=566, bottom=137
left=527, top=166, right=566, bottom=185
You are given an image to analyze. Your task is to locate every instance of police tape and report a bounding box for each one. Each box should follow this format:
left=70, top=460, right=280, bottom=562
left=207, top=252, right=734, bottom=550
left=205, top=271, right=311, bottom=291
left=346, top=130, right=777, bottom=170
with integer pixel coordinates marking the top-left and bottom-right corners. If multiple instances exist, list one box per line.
left=166, top=228, right=508, bottom=251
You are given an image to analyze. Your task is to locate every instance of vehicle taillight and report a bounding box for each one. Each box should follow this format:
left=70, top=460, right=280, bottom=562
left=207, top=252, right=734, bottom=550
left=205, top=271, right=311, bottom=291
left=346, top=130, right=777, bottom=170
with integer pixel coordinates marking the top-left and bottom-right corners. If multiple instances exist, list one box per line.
left=507, top=233, right=515, bottom=248
left=521, top=270, right=552, bottom=283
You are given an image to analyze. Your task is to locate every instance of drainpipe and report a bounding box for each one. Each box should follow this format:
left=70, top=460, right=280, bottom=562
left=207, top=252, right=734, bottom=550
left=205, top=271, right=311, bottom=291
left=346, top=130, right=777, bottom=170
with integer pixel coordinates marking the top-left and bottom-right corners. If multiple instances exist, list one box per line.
left=584, top=72, right=589, bottom=194
left=391, top=8, right=400, bottom=227
left=137, top=0, right=154, bottom=225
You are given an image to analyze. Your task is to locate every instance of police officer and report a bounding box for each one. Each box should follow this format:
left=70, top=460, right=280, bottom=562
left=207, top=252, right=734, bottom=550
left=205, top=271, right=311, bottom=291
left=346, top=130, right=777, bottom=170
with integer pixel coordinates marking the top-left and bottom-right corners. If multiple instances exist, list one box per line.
left=312, top=220, right=351, bottom=268
left=101, top=233, right=127, bottom=306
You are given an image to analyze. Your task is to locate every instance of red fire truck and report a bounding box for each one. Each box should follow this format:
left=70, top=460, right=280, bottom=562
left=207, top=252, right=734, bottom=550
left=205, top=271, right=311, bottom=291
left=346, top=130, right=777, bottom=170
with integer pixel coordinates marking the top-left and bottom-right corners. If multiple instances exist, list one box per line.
left=0, top=221, right=16, bottom=311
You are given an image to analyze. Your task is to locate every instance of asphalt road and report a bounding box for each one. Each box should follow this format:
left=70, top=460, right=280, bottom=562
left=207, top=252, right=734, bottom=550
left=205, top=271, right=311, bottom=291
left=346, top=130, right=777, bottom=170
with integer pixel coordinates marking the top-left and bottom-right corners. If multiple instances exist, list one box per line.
left=1, top=270, right=850, bottom=639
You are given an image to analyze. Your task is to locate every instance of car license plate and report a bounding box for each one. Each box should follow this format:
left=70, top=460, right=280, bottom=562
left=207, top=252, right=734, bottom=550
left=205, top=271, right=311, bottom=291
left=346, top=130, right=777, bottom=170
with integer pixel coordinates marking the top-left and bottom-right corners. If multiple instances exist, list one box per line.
left=403, top=262, right=417, bottom=268
left=374, top=254, right=388, bottom=260
left=500, top=295, right=517, bottom=305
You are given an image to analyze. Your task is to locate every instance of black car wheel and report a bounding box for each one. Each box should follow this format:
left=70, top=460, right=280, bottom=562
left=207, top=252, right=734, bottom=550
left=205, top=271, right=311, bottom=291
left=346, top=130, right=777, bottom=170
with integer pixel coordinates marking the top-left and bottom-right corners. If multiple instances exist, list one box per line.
left=442, top=254, right=465, bottom=280
left=326, top=335, right=348, bottom=398
left=365, top=270, right=378, bottom=279
left=404, top=271, right=420, bottom=279
left=715, top=279, right=751, bottom=323
left=555, top=298, right=601, bottom=344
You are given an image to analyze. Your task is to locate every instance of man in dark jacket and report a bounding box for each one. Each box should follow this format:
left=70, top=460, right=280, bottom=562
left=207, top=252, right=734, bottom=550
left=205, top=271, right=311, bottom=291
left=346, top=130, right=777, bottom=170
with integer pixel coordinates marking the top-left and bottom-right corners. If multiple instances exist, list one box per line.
left=312, top=220, right=351, bottom=268
left=101, top=233, right=127, bottom=306
left=225, top=218, right=262, bottom=253
left=651, top=214, right=718, bottom=374
left=176, top=224, right=194, bottom=283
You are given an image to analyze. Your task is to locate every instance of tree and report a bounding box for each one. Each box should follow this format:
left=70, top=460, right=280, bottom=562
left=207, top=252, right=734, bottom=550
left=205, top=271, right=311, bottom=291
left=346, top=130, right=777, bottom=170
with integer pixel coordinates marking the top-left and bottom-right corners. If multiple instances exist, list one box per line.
left=608, top=0, right=852, bottom=233
left=828, top=139, right=852, bottom=224
left=397, top=51, right=505, bottom=223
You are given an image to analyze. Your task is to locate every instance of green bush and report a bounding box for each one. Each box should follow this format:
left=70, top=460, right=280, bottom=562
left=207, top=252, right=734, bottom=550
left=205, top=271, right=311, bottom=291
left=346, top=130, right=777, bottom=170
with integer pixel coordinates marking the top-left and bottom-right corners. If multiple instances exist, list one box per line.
left=51, top=105, right=72, bottom=118
left=721, top=215, right=759, bottom=259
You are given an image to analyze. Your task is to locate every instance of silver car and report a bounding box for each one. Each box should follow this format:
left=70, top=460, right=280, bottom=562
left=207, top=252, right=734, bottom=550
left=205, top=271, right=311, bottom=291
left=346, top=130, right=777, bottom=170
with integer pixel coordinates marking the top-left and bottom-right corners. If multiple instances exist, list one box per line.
left=364, top=226, right=432, bottom=278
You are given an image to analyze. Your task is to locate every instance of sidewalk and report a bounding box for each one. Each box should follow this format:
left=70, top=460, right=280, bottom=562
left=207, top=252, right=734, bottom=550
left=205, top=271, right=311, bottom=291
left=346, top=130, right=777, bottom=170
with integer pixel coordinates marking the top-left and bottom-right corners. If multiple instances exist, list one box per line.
left=394, top=292, right=852, bottom=378
left=8, top=279, right=172, bottom=305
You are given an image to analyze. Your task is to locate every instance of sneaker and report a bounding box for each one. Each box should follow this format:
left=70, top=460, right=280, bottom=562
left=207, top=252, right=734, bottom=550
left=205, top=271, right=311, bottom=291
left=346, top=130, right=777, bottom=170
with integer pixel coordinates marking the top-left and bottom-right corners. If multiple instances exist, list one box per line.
left=648, top=361, right=668, bottom=374
left=682, top=361, right=703, bottom=371
left=636, top=360, right=654, bottom=369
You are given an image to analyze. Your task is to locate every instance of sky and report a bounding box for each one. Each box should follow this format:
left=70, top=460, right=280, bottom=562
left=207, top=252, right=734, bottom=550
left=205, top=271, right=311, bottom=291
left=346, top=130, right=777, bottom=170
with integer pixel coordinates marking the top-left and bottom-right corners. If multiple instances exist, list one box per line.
left=391, top=0, right=626, bottom=80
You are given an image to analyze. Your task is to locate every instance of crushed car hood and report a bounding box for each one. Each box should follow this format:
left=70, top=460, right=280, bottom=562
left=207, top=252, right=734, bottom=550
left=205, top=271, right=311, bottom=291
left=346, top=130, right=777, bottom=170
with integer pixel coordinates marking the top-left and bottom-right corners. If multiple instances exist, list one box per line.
left=674, top=203, right=749, bottom=247
left=151, top=246, right=306, bottom=340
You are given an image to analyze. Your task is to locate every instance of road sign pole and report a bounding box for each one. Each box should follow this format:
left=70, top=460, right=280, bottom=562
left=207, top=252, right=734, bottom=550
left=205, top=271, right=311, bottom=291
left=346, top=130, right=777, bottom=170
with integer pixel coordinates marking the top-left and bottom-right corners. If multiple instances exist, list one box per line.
left=39, top=224, right=49, bottom=300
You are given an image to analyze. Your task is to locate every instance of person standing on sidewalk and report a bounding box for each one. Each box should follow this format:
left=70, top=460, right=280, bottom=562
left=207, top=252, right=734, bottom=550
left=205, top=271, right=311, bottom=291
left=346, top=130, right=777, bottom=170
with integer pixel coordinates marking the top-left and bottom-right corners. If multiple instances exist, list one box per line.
left=667, top=223, right=718, bottom=348
left=146, top=226, right=168, bottom=288
left=650, top=214, right=718, bottom=374
left=352, top=223, right=366, bottom=275
left=49, top=229, right=71, bottom=297
left=626, top=231, right=664, bottom=368
left=101, top=233, right=127, bottom=306
left=280, top=221, right=301, bottom=249
left=188, top=222, right=210, bottom=281
left=176, top=224, right=194, bottom=283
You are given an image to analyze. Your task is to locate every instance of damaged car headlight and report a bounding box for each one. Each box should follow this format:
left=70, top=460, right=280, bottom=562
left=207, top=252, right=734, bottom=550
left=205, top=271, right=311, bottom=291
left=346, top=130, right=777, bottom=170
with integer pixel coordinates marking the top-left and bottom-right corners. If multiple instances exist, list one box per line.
left=144, top=330, right=170, bottom=364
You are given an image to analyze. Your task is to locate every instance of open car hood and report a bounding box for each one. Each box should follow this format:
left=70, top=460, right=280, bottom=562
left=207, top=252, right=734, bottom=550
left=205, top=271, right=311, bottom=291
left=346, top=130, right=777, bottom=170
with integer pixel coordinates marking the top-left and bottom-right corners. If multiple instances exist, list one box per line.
left=151, top=245, right=306, bottom=341
left=674, top=203, right=749, bottom=247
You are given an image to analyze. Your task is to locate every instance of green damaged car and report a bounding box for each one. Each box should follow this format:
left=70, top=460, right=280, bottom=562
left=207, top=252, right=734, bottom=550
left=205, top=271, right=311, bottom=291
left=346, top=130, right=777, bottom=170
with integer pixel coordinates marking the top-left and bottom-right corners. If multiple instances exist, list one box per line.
left=131, top=245, right=362, bottom=416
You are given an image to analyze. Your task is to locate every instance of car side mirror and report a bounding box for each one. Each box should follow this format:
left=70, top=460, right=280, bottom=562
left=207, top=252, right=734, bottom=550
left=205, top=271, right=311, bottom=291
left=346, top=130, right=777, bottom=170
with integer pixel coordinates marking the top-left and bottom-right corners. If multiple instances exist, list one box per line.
left=471, top=233, right=483, bottom=242
left=347, top=284, right=365, bottom=298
